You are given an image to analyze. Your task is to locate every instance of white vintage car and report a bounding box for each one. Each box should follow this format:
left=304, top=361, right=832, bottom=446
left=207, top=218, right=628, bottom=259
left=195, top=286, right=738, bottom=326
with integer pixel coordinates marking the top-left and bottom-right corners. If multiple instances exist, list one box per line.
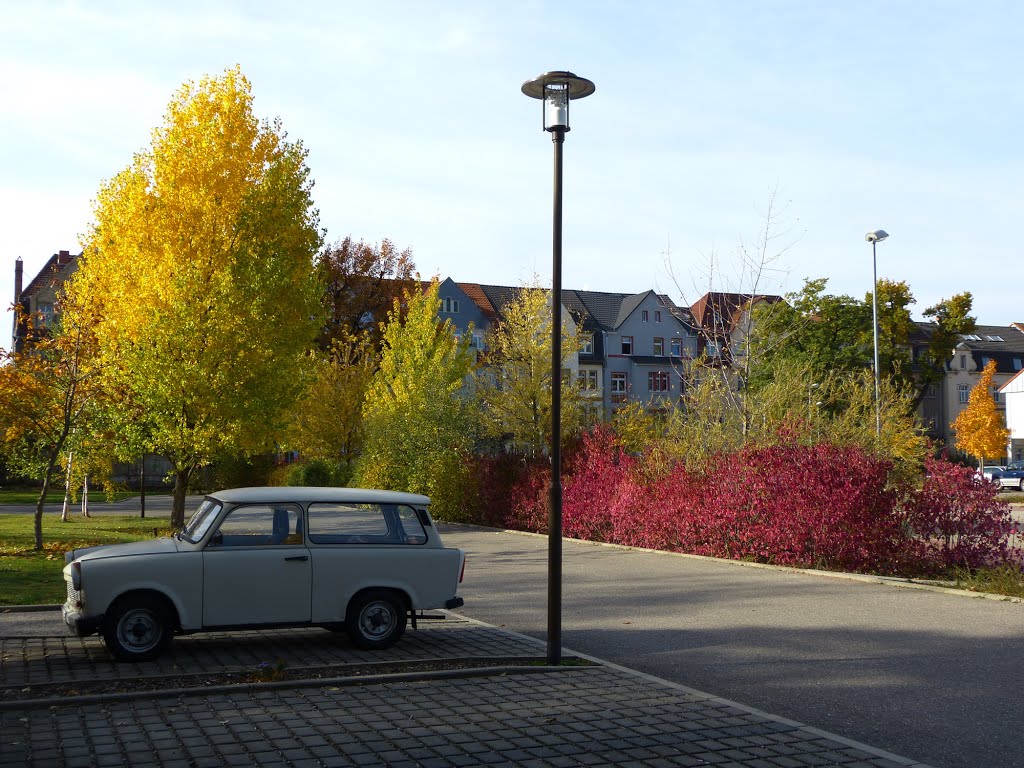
left=62, top=487, right=466, bottom=661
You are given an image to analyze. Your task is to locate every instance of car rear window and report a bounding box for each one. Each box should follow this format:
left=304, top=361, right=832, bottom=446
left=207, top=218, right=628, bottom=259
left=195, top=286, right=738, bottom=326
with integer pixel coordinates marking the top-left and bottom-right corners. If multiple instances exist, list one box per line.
left=307, top=503, right=428, bottom=544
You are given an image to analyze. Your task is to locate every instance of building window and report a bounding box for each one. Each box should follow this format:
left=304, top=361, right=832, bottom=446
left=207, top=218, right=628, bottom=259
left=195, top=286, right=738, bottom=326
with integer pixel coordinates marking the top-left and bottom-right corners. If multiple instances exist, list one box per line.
left=610, top=372, right=627, bottom=401
left=37, top=302, right=55, bottom=327
left=648, top=371, right=670, bottom=392
left=653, top=337, right=664, bottom=356
left=993, top=387, right=1003, bottom=404
left=577, top=369, right=599, bottom=391
left=642, top=310, right=649, bottom=322
left=670, top=338, right=682, bottom=357
left=580, top=334, right=594, bottom=354
left=1014, top=358, right=1022, bottom=371
left=706, top=340, right=721, bottom=357
left=925, top=384, right=937, bottom=399
left=655, top=310, right=662, bottom=322
left=621, top=336, right=633, bottom=355
left=440, top=297, right=459, bottom=314
left=960, top=354, right=967, bottom=369
left=958, top=384, right=969, bottom=404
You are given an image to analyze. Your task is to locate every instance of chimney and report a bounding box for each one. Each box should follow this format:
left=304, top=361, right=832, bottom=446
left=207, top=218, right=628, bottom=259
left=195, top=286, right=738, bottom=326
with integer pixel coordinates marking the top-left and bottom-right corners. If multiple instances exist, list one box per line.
left=14, top=257, right=22, bottom=303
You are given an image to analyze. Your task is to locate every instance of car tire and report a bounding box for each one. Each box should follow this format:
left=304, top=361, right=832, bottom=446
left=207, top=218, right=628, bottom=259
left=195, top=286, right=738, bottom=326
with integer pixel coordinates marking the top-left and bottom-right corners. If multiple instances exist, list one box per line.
left=102, top=594, right=173, bottom=662
left=345, top=589, right=407, bottom=650
left=1019, top=479, right=1024, bottom=492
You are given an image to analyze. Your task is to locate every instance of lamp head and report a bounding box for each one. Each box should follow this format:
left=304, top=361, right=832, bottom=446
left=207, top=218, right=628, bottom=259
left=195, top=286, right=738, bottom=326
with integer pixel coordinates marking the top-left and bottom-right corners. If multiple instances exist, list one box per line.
left=521, top=71, right=595, bottom=132
left=865, top=230, right=889, bottom=243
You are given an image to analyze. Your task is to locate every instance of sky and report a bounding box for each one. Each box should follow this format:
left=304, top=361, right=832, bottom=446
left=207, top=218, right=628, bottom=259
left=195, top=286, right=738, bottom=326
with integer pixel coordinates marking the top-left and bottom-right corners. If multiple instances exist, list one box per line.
left=2, top=1, right=1022, bottom=352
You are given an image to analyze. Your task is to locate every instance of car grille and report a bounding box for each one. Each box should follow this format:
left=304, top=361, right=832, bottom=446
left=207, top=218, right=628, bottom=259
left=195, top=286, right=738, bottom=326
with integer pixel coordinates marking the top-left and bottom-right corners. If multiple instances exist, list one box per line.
left=66, top=581, right=81, bottom=606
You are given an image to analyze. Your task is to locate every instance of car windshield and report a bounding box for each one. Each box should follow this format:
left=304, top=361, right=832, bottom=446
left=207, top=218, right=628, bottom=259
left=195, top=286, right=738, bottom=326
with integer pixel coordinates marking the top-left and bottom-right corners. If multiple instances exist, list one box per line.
left=180, top=499, right=223, bottom=543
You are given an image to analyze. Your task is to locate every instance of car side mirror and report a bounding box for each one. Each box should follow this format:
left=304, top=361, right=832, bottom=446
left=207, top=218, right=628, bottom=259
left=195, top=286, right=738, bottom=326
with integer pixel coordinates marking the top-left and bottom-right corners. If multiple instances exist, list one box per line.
left=209, top=530, right=223, bottom=548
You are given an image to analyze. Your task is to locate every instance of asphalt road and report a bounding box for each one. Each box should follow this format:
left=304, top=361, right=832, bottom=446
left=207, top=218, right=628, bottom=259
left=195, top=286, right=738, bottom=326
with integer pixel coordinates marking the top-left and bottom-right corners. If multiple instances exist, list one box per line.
left=441, top=524, right=1024, bottom=768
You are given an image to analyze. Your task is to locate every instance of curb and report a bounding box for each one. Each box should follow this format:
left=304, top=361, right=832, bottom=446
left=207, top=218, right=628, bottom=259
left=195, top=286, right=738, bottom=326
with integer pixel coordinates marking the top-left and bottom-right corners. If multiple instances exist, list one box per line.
left=0, top=604, right=61, bottom=613
left=4, top=663, right=593, bottom=712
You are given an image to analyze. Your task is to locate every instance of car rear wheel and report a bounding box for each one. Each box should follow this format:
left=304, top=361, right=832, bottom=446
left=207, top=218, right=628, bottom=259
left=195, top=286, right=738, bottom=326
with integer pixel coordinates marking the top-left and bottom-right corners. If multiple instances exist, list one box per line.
left=345, top=589, right=407, bottom=650
left=1019, top=479, right=1024, bottom=492
left=102, top=595, right=173, bottom=661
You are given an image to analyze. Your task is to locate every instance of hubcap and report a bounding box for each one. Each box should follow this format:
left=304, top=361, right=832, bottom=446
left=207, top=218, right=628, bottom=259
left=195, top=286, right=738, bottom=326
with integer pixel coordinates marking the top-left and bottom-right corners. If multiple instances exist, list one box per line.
left=359, top=602, right=396, bottom=638
left=117, top=608, right=161, bottom=652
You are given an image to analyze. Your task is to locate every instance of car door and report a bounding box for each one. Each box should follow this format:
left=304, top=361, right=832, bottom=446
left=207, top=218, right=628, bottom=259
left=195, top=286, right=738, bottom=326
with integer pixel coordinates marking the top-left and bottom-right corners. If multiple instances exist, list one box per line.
left=202, top=503, right=312, bottom=626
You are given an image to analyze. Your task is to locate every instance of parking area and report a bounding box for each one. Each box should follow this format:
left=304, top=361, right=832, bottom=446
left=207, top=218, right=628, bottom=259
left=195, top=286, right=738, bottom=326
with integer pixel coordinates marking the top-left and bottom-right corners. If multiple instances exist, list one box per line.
left=0, top=610, right=933, bottom=767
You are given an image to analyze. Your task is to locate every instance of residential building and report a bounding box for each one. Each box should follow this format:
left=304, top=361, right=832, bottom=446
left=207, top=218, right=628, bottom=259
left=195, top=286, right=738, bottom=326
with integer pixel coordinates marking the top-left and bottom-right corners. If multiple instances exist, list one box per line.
left=999, top=368, right=1024, bottom=463
left=941, top=324, right=1024, bottom=458
left=439, top=281, right=700, bottom=419
left=11, top=250, right=79, bottom=353
left=688, top=291, right=784, bottom=370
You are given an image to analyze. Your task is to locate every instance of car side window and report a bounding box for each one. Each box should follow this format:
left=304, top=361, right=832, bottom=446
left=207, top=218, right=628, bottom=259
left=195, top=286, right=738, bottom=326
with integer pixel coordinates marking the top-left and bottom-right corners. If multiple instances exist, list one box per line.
left=308, top=503, right=424, bottom=544
left=396, top=506, right=428, bottom=544
left=210, top=505, right=302, bottom=547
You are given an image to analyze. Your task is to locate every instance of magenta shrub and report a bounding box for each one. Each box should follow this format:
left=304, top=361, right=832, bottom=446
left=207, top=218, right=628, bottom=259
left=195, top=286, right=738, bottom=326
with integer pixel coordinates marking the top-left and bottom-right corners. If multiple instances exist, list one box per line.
left=901, top=457, right=1013, bottom=571
left=470, top=429, right=1018, bottom=577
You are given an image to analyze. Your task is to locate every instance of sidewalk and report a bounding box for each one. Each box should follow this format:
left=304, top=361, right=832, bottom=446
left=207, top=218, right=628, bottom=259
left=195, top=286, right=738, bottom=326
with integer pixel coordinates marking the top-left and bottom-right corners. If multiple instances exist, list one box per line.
left=0, top=610, right=932, bottom=767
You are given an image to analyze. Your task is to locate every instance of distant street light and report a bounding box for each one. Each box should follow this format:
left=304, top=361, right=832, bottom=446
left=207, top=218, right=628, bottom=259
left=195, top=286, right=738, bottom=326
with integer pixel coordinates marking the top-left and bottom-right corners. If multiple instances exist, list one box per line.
left=522, top=70, right=595, bottom=666
left=865, top=230, right=889, bottom=439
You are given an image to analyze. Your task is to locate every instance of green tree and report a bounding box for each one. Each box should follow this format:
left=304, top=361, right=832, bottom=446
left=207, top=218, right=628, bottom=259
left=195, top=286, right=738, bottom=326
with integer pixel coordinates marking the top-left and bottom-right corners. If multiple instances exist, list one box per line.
left=476, top=285, right=584, bottom=457
left=283, top=331, right=376, bottom=482
left=353, top=281, right=476, bottom=519
left=951, top=359, right=1011, bottom=467
left=62, top=67, right=323, bottom=527
left=0, top=307, right=102, bottom=549
left=751, top=277, right=975, bottom=411
left=915, top=293, right=976, bottom=407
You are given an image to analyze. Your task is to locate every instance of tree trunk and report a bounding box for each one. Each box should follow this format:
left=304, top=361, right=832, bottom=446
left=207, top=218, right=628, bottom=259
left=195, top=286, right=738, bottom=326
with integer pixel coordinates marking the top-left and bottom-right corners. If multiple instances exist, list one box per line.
left=61, top=451, right=74, bottom=522
left=82, top=474, right=89, bottom=517
left=171, top=468, right=191, bottom=529
left=34, top=454, right=59, bottom=551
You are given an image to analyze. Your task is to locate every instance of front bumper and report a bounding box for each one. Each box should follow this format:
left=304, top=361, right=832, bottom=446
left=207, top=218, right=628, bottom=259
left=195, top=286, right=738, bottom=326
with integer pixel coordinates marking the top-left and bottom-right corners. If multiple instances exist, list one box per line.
left=62, top=602, right=102, bottom=638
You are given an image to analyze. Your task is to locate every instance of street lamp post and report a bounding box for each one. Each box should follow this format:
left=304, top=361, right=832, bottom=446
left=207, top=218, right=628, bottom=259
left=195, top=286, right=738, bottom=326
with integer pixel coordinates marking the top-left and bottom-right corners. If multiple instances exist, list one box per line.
left=522, top=70, right=595, bottom=665
left=865, top=230, right=889, bottom=440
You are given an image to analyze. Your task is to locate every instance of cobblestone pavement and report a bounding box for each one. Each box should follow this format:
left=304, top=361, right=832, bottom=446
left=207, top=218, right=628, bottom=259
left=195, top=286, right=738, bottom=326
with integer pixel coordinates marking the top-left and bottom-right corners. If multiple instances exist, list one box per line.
left=1, top=613, right=933, bottom=768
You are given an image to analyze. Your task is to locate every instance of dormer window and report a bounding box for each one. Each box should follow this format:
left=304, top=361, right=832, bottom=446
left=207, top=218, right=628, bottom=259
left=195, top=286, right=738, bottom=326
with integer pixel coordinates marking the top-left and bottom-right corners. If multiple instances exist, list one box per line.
left=440, top=297, right=460, bottom=314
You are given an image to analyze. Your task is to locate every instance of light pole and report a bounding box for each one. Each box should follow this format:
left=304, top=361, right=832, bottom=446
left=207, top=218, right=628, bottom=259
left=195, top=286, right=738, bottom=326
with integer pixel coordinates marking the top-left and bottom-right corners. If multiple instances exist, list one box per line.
left=865, top=230, right=889, bottom=439
left=522, top=70, right=595, bottom=665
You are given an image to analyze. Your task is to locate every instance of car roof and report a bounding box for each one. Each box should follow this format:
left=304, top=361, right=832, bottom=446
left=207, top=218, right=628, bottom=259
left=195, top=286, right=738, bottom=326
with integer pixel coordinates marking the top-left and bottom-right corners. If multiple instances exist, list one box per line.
left=208, top=487, right=431, bottom=506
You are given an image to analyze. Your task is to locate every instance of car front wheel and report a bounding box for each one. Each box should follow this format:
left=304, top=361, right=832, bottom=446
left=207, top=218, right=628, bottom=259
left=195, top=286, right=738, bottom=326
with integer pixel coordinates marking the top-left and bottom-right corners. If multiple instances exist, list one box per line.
left=345, top=589, right=407, bottom=650
left=102, top=595, right=173, bottom=661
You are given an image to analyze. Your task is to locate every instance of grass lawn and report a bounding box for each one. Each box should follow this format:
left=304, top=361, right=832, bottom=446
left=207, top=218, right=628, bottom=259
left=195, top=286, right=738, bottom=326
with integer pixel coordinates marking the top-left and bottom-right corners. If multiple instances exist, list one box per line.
left=0, top=514, right=173, bottom=606
left=0, top=489, right=136, bottom=505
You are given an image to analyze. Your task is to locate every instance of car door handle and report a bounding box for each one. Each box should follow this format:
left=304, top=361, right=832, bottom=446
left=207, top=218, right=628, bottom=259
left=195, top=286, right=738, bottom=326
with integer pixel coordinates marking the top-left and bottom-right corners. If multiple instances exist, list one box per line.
left=284, top=555, right=309, bottom=562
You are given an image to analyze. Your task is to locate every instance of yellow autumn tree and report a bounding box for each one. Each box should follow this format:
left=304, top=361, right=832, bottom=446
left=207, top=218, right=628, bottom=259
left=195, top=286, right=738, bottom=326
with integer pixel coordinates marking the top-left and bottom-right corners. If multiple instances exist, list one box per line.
left=354, top=281, right=476, bottom=519
left=951, top=359, right=1010, bottom=467
left=476, top=284, right=584, bottom=458
left=62, top=66, right=324, bottom=527
left=283, top=331, right=377, bottom=483
left=0, top=306, right=103, bottom=549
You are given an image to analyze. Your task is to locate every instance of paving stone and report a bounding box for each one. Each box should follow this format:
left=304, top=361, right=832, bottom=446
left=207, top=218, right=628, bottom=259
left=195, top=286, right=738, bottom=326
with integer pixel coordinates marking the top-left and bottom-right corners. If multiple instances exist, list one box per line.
left=1, top=618, right=936, bottom=768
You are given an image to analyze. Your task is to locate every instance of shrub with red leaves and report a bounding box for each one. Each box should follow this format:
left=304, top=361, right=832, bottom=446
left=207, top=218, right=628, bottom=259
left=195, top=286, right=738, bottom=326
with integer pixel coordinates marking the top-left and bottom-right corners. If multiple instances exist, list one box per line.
left=901, top=457, right=1014, bottom=572
left=470, top=430, right=1018, bottom=577
left=473, top=453, right=549, bottom=532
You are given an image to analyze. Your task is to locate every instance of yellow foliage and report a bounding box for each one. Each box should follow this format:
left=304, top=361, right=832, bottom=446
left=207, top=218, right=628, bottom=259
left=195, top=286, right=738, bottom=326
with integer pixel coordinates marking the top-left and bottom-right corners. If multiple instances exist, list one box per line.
left=61, top=66, right=323, bottom=503
left=951, top=359, right=1011, bottom=463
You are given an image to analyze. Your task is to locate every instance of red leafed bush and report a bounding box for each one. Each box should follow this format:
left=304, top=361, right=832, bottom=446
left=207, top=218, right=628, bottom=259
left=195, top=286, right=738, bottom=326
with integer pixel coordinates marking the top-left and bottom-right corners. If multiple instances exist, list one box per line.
left=562, top=427, right=639, bottom=543
left=560, top=430, right=909, bottom=572
left=901, top=457, right=1014, bottom=571
left=472, top=430, right=1018, bottom=577
left=473, top=453, right=549, bottom=532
